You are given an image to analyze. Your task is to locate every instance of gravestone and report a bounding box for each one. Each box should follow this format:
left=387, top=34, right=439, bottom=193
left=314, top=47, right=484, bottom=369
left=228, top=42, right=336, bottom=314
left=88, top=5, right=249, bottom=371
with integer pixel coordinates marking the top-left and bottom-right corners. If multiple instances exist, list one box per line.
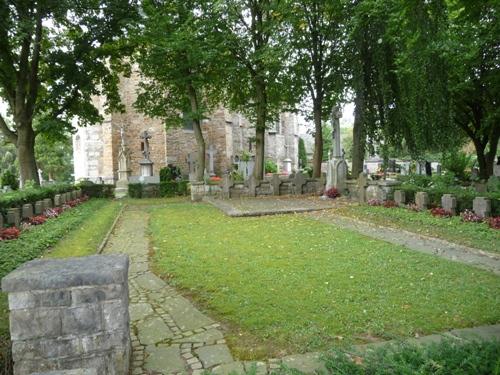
left=54, top=194, right=62, bottom=207
left=60, top=193, right=67, bottom=204
left=394, top=190, right=406, bottom=206
left=7, top=208, right=21, bottom=227
left=21, top=204, right=34, bottom=219
left=473, top=197, right=491, bottom=218
left=207, top=145, right=217, bottom=176
left=0, top=214, right=3, bottom=228
left=65, top=192, right=71, bottom=202
left=415, top=192, right=429, bottom=210
left=271, top=174, right=281, bottom=196
left=222, top=174, right=234, bottom=199
left=366, top=184, right=383, bottom=201
left=441, top=194, right=457, bottom=215
left=190, top=182, right=205, bottom=202
left=293, top=172, right=307, bottom=195
left=1, top=254, right=131, bottom=375
left=34, top=201, right=43, bottom=215
left=43, top=198, right=53, bottom=210
left=247, top=175, right=257, bottom=197
left=357, top=172, right=369, bottom=203
left=187, top=153, right=198, bottom=182
left=325, top=106, right=347, bottom=193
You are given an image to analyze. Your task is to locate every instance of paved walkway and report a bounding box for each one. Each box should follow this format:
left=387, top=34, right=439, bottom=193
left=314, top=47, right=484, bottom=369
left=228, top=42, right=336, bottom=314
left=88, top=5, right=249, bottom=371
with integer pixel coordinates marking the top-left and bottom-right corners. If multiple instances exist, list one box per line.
left=103, top=204, right=500, bottom=375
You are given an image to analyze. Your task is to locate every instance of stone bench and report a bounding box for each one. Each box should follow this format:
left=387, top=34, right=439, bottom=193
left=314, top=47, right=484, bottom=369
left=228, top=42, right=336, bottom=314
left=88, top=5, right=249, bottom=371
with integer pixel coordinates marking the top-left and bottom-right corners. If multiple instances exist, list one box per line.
left=1, top=254, right=131, bottom=375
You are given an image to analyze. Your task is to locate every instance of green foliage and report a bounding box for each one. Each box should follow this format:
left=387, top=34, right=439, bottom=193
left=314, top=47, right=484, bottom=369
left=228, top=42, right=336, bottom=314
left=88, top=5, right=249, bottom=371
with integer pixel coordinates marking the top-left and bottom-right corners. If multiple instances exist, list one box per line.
left=129, top=182, right=189, bottom=199
left=35, top=134, right=73, bottom=182
left=77, top=181, right=114, bottom=198
left=324, top=339, right=500, bottom=375
left=441, top=152, right=473, bottom=180
left=0, top=183, right=74, bottom=214
left=265, top=160, right=278, bottom=174
left=322, top=124, right=333, bottom=162
left=128, top=183, right=143, bottom=199
left=0, top=170, right=18, bottom=190
left=230, top=171, right=244, bottom=182
left=298, top=138, right=307, bottom=168
left=160, top=165, right=181, bottom=182
left=149, top=203, right=500, bottom=357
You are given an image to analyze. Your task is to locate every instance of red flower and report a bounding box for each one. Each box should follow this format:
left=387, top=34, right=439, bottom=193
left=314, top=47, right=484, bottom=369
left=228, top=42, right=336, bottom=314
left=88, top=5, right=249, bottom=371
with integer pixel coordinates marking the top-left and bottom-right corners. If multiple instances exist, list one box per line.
left=325, top=188, right=341, bottom=199
left=430, top=207, right=453, bottom=217
left=29, top=215, right=47, bottom=225
left=0, top=227, right=21, bottom=241
left=488, top=217, right=500, bottom=230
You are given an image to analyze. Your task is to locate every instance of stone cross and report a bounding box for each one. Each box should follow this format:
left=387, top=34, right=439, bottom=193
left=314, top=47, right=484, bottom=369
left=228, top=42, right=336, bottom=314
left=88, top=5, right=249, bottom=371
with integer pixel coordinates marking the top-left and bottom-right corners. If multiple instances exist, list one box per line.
left=207, top=145, right=217, bottom=176
left=187, top=153, right=197, bottom=180
left=140, top=130, right=152, bottom=160
left=331, top=105, right=342, bottom=159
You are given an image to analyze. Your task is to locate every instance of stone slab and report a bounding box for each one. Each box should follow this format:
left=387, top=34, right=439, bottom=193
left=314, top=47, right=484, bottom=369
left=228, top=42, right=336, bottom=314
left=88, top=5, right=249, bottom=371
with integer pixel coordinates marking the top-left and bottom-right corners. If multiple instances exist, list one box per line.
left=243, top=361, right=268, bottom=375
left=129, top=303, right=154, bottom=321
left=281, top=352, right=326, bottom=374
left=137, top=317, right=174, bottom=345
left=173, top=328, right=223, bottom=343
left=195, top=344, right=233, bottom=368
left=164, top=296, right=214, bottom=331
left=135, top=272, right=166, bottom=291
left=1, top=254, right=129, bottom=292
left=144, top=345, right=185, bottom=373
left=212, top=361, right=245, bottom=375
left=449, top=324, right=500, bottom=341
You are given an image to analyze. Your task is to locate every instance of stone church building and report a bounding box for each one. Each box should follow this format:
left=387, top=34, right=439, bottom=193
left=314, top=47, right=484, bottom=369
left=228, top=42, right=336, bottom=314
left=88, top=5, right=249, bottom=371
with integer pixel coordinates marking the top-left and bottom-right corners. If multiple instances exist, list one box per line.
left=73, top=72, right=299, bottom=183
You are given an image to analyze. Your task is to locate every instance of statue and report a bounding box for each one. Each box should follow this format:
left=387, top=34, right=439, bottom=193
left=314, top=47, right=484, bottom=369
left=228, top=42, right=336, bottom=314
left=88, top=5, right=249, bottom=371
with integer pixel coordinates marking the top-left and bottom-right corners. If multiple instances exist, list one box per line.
left=140, top=130, right=152, bottom=160
left=324, top=104, right=347, bottom=194
left=139, top=130, right=153, bottom=177
left=116, top=126, right=131, bottom=198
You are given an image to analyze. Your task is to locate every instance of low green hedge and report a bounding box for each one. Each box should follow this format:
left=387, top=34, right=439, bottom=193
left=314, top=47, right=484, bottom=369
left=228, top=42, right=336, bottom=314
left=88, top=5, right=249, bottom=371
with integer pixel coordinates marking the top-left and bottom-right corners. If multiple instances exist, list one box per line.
left=399, top=185, right=500, bottom=215
left=128, top=181, right=189, bottom=198
left=77, top=181, right=115, bottom=198
left=0, top=183, right=75, bottom=215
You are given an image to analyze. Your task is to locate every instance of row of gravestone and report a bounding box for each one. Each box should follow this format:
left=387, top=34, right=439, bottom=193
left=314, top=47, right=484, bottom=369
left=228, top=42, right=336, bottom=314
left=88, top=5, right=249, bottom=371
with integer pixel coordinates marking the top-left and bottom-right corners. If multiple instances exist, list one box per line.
left=221, top=173, right=325, bottom=199
left=393, top=190, right=493, bottom=217
left=0, top=190, right=82, bottom=228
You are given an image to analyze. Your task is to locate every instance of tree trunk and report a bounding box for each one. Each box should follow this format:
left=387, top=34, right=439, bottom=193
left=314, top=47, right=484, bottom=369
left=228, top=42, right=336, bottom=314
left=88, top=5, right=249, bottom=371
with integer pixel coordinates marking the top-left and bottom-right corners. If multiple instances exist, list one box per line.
left=351, top=92, right=366, bottom=178
left=17, top=125, right=40, bottom=187
left=253, top=78, right=267, bottom=180
left=474, top=140, right=495, bottom=180
left=187, top=83, right=205, bottom=182
left=312, top=102, right=323, bottom=178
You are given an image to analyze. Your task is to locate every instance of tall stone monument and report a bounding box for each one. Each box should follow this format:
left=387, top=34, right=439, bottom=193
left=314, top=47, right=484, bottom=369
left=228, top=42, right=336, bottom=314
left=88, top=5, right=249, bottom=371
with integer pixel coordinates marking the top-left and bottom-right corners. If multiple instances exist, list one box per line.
left=325, top=105, right=347, bottom=193
left=115, top=127, right=131, bottom=198
left=139, top=130, right=154, bottom=178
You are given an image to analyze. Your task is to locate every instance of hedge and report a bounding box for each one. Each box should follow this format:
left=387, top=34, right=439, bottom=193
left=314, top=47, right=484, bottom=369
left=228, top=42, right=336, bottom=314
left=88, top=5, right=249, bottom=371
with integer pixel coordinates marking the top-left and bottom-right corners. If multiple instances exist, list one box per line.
left=128, top=181, right=189, bottom=198
left=399, top=185, right=500, bottom=215
left=0, top=183, right=75, bottom=215
left=77, top=181, right=115, bottom=198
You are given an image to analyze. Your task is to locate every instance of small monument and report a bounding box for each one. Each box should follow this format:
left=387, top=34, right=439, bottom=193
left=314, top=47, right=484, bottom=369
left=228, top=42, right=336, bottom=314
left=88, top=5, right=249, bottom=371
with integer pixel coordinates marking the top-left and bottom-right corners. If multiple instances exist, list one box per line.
left=115, top=127, right=131, bottom=198
left=325, top=105, right=347, bottom=193
left=207, top=145, right=217, bottom=176
left=139, top=130, right=153, bottom=178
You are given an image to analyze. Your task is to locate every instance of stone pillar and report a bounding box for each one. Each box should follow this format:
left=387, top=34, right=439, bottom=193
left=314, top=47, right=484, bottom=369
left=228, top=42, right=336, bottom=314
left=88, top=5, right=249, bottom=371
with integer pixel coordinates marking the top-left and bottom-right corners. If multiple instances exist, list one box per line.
left=473, top=197, right=491, bottom=218
left=22, top=204, right=34, bottom=219
left=7, top=208, right=21, bottom=227
left=190, top=182, right=205, bottom=202
left=441, top=194, right=457, bottom=215
left=394, top=190, right=406, bottom=206
left=357, top=172, right=369, bottom=203
left=415, top=192, right=429, bottom=211
left=1, top=254, right=130, bottom=375
left=35, top=201, right=44, bottom=215
left=271, top=174, right=281, bottom=196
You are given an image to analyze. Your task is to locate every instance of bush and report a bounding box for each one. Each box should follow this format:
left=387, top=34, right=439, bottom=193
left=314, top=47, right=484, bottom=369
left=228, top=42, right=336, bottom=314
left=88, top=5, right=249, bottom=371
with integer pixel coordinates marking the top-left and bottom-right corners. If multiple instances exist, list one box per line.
left=77, top=181, right=114, bottom=198
left=325, top=188, right=341, bottom=199
left=488, top=217, right=500, bottom=230
left=460, top=209, right=483, bottom=223
left=160, top=181, right=189, bottom=197
left=324, top=339, right=500, bottom=375
left=160, top=165, right=181, bottom=182
left=430, top=207, right=453, bottom=217
left=265, top=159, right=278, bottom=174
left=442, top=151, right=473, bottom=180
left=128, top=183, right=143, bottom=198
left=1, top=170, right=18, bottom=190
left=0, top=227, right=20, bottom=241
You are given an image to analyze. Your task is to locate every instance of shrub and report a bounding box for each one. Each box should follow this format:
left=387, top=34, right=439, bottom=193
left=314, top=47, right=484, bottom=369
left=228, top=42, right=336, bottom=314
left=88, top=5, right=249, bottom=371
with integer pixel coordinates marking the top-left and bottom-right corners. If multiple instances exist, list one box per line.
left=0, top=227, right=21, bottom=241
left=160, top=181, right=177, bottom=197
left=325, top=188, right=341, bottom=199
left=128, top=183, right=143, bottom=198
left=460, top=209, right=483, bottom=223
left=383, top=200, right=397, bottom=208
left=430, top=207, right=452, bottom=217
left=368, top=199, right=383, bottom=206
left=159, top=165, right=181, bottom=182
left=265, top=159, right=278, bottom=174
left=441, top=151, right=473, bottom=180
left=1, top=170, right=19, bottom=190
left=77, top=181, right=114, bottom=198
left=488, top=217, right=500, bottom=230
left=407, top=203, right=420, bottom=212
left=230, top=171, right=244, bottom=182
left=28, top=215, right=47, bottom=225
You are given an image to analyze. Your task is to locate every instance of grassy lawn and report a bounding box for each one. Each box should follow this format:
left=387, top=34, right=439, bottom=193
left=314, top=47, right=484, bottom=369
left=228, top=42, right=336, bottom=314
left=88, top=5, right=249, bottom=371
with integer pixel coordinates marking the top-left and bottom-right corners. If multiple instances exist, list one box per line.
left=328, top=204, right=500, bottom=253
left=149, top=203, right=500, bottom=359
left=0, top=198, right=121, bottom=373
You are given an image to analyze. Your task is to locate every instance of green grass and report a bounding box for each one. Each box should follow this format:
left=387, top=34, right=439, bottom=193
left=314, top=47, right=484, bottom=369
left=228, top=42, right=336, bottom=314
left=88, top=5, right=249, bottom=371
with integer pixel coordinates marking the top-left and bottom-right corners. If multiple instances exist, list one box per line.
left=0, top=198, right=121, bottom=374
left=329, top=205, right=500, bottom=253
left=149, top=203, right=500, bottom=359
left=46, top=200, right=122, bottom=258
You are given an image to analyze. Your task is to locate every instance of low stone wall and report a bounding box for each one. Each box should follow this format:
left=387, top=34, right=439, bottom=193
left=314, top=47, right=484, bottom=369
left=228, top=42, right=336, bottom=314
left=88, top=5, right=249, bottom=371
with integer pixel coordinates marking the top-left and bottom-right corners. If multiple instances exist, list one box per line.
left=1, top=255, right=131, bottom=375
left=345, top=173, right=401, bottom=203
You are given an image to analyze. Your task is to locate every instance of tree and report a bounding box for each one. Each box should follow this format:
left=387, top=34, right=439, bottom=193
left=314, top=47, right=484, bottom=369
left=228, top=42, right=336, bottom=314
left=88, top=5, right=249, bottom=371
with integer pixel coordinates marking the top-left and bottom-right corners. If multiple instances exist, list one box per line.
left=133, top=0, right=225, bottom=182
left=35, top=134, right=73, bottom=182
left=445, top=0, right=499, bottom=179
left=0, top=1, right=137, bottom=187
left=286, top=0, right=347, bottom=178
left=298, top=137, right=307, bottom=167
left=219, top=0, right=290, bottom=179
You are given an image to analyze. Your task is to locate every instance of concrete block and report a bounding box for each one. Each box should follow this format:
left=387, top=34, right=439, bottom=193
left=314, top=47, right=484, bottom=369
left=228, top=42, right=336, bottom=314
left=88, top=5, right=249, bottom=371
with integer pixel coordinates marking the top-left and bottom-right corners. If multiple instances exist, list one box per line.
left=22, top=203, right=34, bottom=218
left=394, top=190, right=406, bottom=206
left=43, top=198, right=53, bottom=210
left=61, top=305, right=102, bottom=335
left=8, top=289, right=71, bottom=310
left=415, top=191, right=429, bottom=210
left=10, top=308, right=62, bottom=340
left=35, top=200, right=44, bottom=215
left=54, top=194, right=62, bottom=207
left=71, top=284, right=123, bottom=305
left=7, top=208, right=21, bottom=227
left=441, top=194, right=457, bottom=215
left=473, top=197, right=491, bottom=218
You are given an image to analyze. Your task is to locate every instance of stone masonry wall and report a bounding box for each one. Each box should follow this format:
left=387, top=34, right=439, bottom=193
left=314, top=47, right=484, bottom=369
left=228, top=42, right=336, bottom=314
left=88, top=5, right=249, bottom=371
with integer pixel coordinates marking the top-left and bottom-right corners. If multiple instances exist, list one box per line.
left=1, top=255, right=130, bottom=375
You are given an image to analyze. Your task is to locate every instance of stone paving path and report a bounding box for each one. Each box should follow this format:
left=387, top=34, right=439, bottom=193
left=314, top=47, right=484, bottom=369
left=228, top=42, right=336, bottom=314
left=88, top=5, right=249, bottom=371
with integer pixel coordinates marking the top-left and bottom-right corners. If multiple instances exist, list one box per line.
left=103, top=204, right=500, bottom=375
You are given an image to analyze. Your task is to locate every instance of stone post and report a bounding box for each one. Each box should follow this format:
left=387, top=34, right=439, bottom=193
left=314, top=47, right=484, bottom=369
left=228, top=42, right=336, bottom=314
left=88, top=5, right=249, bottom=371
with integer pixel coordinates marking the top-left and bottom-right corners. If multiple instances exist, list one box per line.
left=60, top=194, right=67, bottom=205
left=22, top=204, right=34, bottom=219
left=357, top=172, right=369, bottom=203
left=247, top=176, right=257, bottom=197
left=54, top=194, right=62, bottom=207
left=7, top=208, right=21, bottom=227
left=271, top=174, right=281, bottom=196
left=43, top=198, right=53, bottom=210
left=394, top=190, right=406, bottom=206
left=473, top=197, right=491, bottom=218
left=293, top=173, right=306, bottom=195
left=1, top=254, right=131, bottom=375
left=441, top=194, right=457, bottom=215
left=190, top=182, right=205, bottom=202
left=415, top=192, right=429, bottom=210
left=0, top=213, right=3, bottom=228
left=35, top=201, right=44, bottom=215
